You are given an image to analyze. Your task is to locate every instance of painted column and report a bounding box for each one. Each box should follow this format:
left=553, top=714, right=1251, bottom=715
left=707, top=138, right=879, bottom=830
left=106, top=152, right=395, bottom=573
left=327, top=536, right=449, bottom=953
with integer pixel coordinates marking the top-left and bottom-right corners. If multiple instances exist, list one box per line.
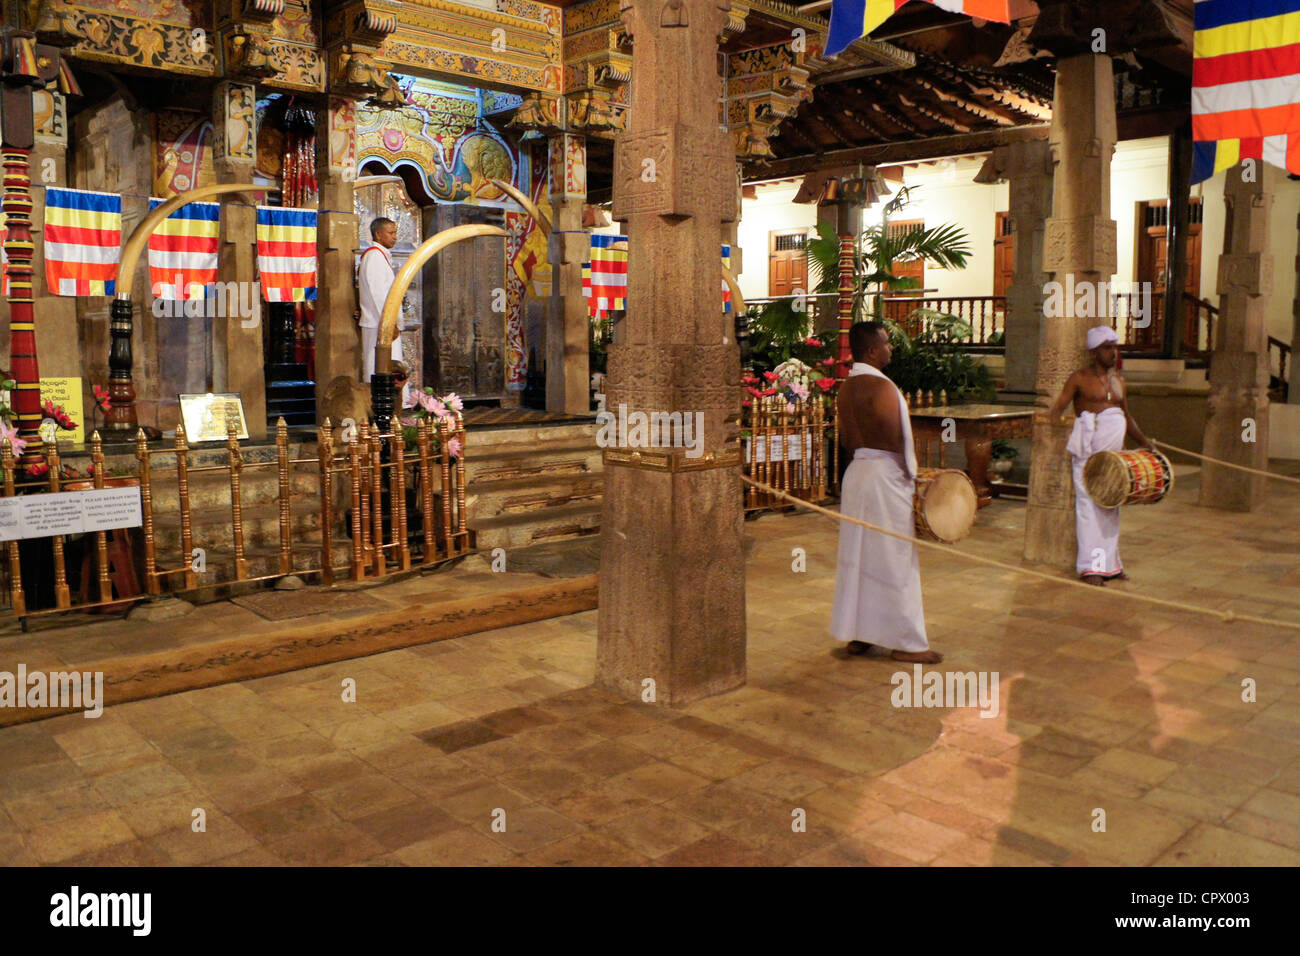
left=596, top=0, right=745, bottom=706
left=211, top=80, right=267, bottom=440
left=1023, top=53, right=1118, bottom=566
left=1200, top=163, right=1272, bottom=510
left=313, top=96, right=361, bottom=415
left=546, top=131, right=590, bottom=414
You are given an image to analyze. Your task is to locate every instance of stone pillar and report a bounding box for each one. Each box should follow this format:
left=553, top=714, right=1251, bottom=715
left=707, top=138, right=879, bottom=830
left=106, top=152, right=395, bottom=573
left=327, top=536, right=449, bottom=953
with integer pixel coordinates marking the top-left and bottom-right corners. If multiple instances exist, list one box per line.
left=1023, top=53, right=1118, bottom=566
left=1200, top=164, right=1272, bottom=510
left=212, top=81, right=266, bottom=440
left=314, top=97, right=361, bottom=414
left=546, top=132, right=590, bottom=414
left=980, top=139, right=1053, bottom=396
left=596, top=0, right=745, bottom=706
left=28, top=94, right=78, bottom=383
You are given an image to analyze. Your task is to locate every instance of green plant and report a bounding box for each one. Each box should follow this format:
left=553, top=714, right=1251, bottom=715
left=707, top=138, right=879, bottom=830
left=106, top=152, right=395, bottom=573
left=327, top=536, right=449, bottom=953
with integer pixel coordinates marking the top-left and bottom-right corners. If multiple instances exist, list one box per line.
left=880, top=310, right=995, bottom=403
left=991, top=439, right=1018, bottom=461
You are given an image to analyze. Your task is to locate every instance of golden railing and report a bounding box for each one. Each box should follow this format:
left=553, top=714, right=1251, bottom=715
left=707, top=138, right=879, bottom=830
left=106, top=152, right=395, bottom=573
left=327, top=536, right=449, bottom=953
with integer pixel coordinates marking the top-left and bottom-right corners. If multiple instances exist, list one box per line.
left=742, top=393, right=832, bottom=510
left=0, top=415, right=472, bottom=621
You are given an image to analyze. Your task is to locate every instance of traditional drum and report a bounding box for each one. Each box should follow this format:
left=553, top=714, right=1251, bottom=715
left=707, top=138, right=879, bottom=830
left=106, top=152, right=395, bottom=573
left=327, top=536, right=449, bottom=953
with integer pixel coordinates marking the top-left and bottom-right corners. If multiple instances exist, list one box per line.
left=913, top=468, right=978, bottom=543
left=1083, top=448, right=1174, bottom=507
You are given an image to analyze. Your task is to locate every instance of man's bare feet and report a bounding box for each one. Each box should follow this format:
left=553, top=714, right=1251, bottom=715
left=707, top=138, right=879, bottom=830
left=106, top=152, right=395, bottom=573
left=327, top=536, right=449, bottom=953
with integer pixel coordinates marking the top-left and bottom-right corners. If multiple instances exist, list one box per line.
left=891, top=648, right=944, bottom=663
left=845, top=640, right=873, bottom=656
left=1080, top=574, right=1107, bottom=586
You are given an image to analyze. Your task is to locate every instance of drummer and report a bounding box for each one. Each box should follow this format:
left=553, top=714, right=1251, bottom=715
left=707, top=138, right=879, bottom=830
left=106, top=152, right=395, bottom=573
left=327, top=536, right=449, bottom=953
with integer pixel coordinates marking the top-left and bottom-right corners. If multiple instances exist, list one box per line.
left=1046, top=325, right=1154, bottom=585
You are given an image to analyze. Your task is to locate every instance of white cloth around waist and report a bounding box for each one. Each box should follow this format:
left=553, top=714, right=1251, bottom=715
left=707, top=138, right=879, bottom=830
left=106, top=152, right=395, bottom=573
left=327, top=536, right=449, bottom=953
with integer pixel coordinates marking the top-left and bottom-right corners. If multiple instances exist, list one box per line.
left=852, top=447, right=906, bottom=466
left=1067, top=406, right=1126, bottom=460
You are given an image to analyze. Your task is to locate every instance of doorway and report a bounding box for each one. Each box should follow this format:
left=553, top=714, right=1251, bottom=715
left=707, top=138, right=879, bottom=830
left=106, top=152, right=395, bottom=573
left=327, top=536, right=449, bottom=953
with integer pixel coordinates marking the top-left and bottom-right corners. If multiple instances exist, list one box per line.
left=768, top=229, right=808, bottom=298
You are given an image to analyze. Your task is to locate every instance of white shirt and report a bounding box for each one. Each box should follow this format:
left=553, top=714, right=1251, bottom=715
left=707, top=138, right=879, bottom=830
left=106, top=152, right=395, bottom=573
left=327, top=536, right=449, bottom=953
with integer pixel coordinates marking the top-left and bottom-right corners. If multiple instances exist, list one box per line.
left=358, top=243, right=394, bottom=330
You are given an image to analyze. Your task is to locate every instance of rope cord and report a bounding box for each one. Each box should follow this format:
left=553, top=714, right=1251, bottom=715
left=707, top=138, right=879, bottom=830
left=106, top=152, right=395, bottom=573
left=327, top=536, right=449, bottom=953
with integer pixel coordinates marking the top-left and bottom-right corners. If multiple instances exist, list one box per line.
left=1153, top=439, right=1300, bottom=486
left=741, top=475, right=1300, bottom=633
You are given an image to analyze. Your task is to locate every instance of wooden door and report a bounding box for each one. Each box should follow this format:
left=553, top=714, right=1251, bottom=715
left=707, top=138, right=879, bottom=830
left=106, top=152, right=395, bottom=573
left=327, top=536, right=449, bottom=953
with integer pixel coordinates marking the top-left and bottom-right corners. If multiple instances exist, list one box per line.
left=768, top=230, right=808, bottom=297
left=993, top=212, right=1014, bottom=298
left=887, top=219, right=925, bottom=292
left=1135, top=198, right=1202, bottom=349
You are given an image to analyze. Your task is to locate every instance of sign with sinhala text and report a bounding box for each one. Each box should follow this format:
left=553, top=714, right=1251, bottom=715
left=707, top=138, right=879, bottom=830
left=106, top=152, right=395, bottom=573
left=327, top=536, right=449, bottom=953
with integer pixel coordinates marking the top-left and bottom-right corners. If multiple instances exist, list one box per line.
left=0, top=486, right=142, bottom=542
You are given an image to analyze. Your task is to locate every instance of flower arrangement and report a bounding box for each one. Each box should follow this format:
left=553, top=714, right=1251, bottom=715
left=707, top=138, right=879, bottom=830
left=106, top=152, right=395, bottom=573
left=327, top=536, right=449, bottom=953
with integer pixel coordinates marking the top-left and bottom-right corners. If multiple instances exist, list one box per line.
left=42, top=399, right=78, bottom=433
left=399, top=387, right=464, bottom=459
left=742, top=353, right=838, bottom=414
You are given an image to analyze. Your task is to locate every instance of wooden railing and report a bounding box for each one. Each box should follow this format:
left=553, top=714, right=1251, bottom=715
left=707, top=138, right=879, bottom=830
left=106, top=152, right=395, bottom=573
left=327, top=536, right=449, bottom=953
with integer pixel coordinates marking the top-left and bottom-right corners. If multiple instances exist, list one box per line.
left=0, top=416, right=472, bottom=621
left=742, top=393, right=833, bottom=510
left=1270, top=335, right=1292, bottom=402
left=880, top=295, right=1006, bottom=344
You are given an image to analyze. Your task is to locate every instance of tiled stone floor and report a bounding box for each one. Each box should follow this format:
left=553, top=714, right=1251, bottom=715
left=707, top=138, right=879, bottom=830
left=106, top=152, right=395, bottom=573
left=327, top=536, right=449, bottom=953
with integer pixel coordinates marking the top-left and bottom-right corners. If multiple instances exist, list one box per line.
left=2, top=464, right=1299, bottom=866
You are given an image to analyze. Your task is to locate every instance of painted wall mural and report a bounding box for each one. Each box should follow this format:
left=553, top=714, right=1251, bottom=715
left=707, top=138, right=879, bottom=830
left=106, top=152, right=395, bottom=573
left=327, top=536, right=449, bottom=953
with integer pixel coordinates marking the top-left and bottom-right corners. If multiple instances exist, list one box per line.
left=355, top=80, right=518, bottom=205
left=153, top=112, right=216, bottom=198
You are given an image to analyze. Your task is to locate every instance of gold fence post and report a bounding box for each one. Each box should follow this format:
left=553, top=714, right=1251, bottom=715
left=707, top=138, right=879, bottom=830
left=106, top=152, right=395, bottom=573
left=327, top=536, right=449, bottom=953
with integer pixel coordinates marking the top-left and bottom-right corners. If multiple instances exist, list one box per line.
left=2, top=439, right=24, bottom=615
left=318, top=418, right=335, bottom=586
left=176, top=422, right=196, bottom=590
left=369, top=425, right=386, bottom=577
left=454, top=413, right=468, bottom=552
left=347, top=428, right=363, bottom=581
left=45, top=441, right=71, bottom=608
left=416, top=419, right=435, bottom=563
left=276, top=417, right=292, bottom=574
left=227, top=420, right=248, bottom=581
left=358, top=422, right=371, bottom=565
left=438, top=418, right=453, bottom=557
left=390, top=420, right=410, bottom=571
left=91, top=432, right=111, bottom=603
left=813, top=400, right=826, bottom=502
left=136, top=429, right=160, bottom=596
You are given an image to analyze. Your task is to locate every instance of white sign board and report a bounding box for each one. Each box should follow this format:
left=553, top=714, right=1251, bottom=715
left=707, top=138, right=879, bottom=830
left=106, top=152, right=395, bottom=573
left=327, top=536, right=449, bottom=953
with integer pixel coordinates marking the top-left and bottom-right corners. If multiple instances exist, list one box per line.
left=745, top=434, right=814, bottom=464
left=0, top=486, right=142, bottom=542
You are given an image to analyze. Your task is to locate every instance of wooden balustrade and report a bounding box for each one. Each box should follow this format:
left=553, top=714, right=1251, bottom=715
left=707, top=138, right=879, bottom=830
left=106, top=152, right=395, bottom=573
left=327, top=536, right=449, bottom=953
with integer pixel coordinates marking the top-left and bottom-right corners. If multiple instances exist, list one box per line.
left=879, top=296, right=1007, bottom=343
left=0, top=415, right=474, bottom=621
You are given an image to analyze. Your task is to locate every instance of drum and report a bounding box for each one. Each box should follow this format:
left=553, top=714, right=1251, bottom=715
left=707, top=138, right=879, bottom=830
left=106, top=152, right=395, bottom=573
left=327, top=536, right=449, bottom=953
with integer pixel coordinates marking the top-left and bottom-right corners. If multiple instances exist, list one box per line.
left=913, top=468, right=978, bottom=543
left=1083, top=448, right=1174, bottom=507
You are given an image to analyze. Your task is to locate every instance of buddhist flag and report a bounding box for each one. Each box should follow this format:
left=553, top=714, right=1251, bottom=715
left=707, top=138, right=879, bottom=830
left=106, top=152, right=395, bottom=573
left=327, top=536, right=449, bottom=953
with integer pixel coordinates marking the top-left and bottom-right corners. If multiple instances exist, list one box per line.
left=827, top=0, right=1010, bottom=57
left=586, top=233, right=627, bottom=316
left=148, top=199, right=220, bottom=300
left=1191, top=0, right=1300, bottom=183
left=256, top=206, right=316, bottom=302
left=43, top=187, right=122, bottom=296
left=722, top=244, right=733, bottom=314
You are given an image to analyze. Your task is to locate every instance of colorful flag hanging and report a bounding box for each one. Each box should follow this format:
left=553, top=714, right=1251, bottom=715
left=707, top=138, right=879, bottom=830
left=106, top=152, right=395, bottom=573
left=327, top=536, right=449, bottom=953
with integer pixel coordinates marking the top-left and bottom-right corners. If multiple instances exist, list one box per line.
left=255, top=206, right=317, bottom=302
left=1191, top=0, right=1300, bottom=183
left=722, top=244, right=733, bottom=314
left=43, top=187, right=122, bottom=297
left=827, top=0, right=1011, bottom=58
left=586, top=233, right=627, bottom=317
left=148, top=199, right=221, bottom=300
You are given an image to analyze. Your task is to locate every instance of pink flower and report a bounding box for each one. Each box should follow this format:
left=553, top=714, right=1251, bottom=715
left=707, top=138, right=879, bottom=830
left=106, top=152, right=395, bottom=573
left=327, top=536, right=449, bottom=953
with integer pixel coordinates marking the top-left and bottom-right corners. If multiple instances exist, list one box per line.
left=786, top=402, right=797, bottom=415
left=429, top=398, right=449, bottom=419
left=741, top=399, right=752, bottom=407
left=400, top=416, right=419, bottom=427
left=447, top=437, right=463, bottom=459
left=805, top=337, right=822, bottom=347
left=789, top=382, right=809, bottom=400
left=443, top=392, right=464, bottom=413
left=417, top=391, right=439, bottom=414
left=0, top=421, right=26, bottom=459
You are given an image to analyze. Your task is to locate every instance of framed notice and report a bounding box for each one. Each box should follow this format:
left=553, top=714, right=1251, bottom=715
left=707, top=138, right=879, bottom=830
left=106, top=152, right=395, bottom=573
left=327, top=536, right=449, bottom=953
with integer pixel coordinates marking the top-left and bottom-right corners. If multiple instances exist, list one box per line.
left=0, top=486, right=142, bottom=542
left=179, top=393, right=250, bottom=443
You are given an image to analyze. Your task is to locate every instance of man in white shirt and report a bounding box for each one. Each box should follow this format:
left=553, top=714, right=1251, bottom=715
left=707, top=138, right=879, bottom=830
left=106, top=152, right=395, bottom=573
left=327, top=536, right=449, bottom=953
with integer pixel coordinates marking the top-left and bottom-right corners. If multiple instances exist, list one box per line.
left=357, top=216, right=402, bottom=382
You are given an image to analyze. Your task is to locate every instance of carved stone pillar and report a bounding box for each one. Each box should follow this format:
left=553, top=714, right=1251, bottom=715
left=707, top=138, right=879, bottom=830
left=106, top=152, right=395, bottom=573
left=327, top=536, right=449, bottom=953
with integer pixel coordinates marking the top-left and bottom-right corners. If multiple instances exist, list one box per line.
left=1200, top=165, right=1272, bottom=510
left=314, top=96, right=361, bottom=413
left=596, top=0, right=745, bottom=706
left=212, top=80, right=266, bottom=440
left=1023, top=53, right=1118, bottom=566
left=978, top=139, right=1053, bottom=396
left=546, top=131, right=590, bottom=414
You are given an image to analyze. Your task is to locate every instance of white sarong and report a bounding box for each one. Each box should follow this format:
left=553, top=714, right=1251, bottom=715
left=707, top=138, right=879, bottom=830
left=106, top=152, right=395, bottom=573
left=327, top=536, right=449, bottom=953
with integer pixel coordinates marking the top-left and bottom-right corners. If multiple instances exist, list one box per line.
left=830, top=363, right=927, bottom=652
left=1067, top=406, right=1127, bottom=577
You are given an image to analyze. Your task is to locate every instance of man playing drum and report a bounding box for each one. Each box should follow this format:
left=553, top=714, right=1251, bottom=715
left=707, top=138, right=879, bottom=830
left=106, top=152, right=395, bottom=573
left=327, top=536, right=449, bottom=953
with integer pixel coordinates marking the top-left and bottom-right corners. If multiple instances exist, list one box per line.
left=830, top=321, right=943, bottom=663
left=1046, top=325, right=1154, bottom=586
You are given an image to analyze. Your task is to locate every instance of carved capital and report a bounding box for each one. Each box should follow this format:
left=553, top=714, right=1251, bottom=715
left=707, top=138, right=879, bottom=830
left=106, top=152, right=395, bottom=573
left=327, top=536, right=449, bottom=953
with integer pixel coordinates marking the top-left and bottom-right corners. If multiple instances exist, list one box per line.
left=1043, top=215, right=1117, bottom=276
left=1217, top=253, right=1272, bottom=298
left=612, top=124, right=734, bottom=222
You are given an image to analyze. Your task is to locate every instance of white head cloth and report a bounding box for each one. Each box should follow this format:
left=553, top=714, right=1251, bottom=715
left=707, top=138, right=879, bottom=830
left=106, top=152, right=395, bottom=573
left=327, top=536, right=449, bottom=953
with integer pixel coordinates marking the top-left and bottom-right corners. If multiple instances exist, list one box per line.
left=1086, top=326, right=1119, bottom=350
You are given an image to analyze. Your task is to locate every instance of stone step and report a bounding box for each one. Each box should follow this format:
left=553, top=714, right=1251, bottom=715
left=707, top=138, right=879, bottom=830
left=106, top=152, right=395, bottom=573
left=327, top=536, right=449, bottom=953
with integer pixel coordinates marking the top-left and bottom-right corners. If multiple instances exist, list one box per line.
left=152, top=497, right=331, bottom=553
left=464, top=442, right=603, bottom=486
left=147, top=469, right=322, bottom=512
left=465, top=421, right=598, bottom=450
left=164, top=540, right=357, bottom=599
left=466, top=473, right=604, bottom=521
left=467, top=500, right=602, bottom=552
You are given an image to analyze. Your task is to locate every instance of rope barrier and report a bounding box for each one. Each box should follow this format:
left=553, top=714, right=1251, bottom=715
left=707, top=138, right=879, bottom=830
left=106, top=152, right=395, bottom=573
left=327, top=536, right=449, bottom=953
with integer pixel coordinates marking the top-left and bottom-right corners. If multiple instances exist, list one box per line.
left=740, top=475, right=1300, bottom=633
left=1153, top=439, right=1300, bottom=486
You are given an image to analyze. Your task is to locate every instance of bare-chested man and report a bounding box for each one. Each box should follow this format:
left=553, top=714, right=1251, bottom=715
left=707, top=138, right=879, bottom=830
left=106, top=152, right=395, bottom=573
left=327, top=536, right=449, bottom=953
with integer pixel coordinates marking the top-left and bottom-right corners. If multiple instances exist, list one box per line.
left=1046, top=325, right=1153, bottom=585
left=830, top=321, right=943, bottom=663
